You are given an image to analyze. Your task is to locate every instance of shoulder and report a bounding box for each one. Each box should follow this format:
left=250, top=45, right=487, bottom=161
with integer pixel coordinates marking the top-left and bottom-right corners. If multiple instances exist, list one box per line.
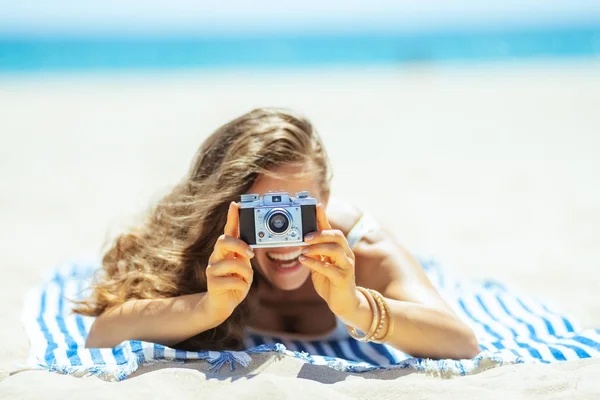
left=327, top=197, right=397, bottom=292
left=326, top=196, right=387, bottom=247
left=325, top=197, right=363, bottom=236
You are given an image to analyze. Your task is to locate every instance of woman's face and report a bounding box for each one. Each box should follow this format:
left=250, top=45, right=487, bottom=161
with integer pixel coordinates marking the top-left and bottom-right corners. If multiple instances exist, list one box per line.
left=248, top=163, right=327, bottom=291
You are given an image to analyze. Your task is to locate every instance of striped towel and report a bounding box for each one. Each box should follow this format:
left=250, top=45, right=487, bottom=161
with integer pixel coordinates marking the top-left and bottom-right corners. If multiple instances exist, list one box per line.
left=20, top=259, right=600, bottom=381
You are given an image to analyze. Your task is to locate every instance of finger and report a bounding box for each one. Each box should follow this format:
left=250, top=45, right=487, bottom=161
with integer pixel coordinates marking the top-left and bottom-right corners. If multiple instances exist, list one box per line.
left=304, top=230, right=353, bottom=258
left=224, top=201, right=240, bottom=238
left=209, top=260, right=254, bottom=285
left=316, top=203, right=332, bottom=231
left=210, top=276, right=249, bottom=293
left=207, top=259, right=254, bottom=284
left=298, top=255, right=344, bottom=282
left=210, top=234, right=255, bottom=264
left=301, top=243, right=352, bottom=269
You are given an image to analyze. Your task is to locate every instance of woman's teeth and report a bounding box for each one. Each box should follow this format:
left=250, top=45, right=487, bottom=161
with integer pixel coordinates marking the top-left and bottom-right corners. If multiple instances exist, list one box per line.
left=267, top=249, right=302, bottom=261
left=267, top=249, right=302, bottom=268
left=279, top=259, right=299, bottom=268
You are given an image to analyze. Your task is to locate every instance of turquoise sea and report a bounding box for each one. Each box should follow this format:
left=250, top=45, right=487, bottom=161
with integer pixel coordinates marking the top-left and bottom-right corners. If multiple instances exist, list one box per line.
left=1, top=23, right=599, bottom=72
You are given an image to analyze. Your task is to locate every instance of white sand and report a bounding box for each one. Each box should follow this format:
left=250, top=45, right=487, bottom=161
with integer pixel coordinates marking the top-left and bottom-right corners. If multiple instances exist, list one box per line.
left=1, top=61, right=599, bottom=398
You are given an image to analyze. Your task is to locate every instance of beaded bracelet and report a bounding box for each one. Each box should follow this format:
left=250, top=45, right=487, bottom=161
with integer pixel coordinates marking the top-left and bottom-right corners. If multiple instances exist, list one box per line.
left=347, top=287, right=380, bottom=342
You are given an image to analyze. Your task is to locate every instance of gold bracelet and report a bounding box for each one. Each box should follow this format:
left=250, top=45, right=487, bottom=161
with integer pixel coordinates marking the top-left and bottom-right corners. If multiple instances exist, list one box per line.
left=368, top=289, right=387, bottom=341
left=347, top=287, right=380, bottom=342
left=369, top=289, right=395, bottom=344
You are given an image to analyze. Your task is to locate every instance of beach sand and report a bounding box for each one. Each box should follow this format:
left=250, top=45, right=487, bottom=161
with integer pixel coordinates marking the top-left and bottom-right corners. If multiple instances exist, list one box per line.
left=1, top=61, right=599, bottom=398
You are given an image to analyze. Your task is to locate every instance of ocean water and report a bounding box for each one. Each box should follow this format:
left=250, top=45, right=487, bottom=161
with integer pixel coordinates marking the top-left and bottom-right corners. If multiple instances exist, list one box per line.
left=1, top=23, right=599, bottom=72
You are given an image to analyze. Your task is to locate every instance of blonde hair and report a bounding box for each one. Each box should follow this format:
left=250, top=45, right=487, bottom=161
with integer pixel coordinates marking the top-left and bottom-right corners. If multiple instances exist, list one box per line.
left=74, top=108, right=332, bottom=350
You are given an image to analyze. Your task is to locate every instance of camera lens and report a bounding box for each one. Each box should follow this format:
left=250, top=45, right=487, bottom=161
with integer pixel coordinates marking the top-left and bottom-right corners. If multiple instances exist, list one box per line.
left=267, top=212, right=289, bottom=234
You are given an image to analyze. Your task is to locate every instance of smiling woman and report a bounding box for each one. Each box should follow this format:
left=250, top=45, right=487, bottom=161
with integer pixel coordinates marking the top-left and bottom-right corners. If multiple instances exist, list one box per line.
left=73, top=107, right=479, bottom=359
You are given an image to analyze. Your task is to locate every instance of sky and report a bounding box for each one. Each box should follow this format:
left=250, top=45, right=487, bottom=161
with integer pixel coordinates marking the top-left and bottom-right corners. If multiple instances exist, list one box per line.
left=1, top=1, right=600, bottom=35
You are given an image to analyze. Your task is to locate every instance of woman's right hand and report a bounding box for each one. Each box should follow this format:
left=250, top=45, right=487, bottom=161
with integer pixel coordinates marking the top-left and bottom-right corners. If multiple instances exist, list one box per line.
left=205, top=201, right=255, bottom=323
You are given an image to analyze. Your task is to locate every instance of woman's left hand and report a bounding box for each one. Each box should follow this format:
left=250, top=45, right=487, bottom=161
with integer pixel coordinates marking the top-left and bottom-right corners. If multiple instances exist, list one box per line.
left=298, top=204, right=361, bottom=320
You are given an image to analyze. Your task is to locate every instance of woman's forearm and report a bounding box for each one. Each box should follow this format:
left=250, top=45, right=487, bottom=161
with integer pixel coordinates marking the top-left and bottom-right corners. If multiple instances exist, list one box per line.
left=385, top=299, right=479, bottom=359
left=343, top=294, right=480, bottom=359
left=85, top=292, right=222, bottom=348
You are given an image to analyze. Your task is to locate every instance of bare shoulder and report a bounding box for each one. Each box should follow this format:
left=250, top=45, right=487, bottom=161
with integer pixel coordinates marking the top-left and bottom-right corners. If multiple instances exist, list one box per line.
left=327, top=197, right=399, bottom=292
left=326, top=197, right=363, bottom=236
left=327, top=196, right=387, bottom=245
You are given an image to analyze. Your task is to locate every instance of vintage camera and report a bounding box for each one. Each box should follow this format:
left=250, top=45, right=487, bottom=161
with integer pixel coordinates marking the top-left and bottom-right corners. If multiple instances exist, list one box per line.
left=239, top=191, right=318, bottom=248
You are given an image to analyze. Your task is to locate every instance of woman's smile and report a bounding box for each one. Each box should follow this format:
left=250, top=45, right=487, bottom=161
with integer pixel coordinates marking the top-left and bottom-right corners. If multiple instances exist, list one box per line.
left=266, top=248, right=303, bottom=271
left=267, top=248, right=302, bottom=261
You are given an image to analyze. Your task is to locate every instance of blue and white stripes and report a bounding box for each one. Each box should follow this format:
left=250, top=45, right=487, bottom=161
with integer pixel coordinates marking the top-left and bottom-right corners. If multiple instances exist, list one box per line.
left=20, top=259, right=600, bottom=381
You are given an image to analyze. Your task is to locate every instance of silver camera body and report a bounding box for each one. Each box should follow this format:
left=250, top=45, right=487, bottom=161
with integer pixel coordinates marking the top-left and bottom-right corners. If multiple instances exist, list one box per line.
left=239, top=191, right=318, bottom=249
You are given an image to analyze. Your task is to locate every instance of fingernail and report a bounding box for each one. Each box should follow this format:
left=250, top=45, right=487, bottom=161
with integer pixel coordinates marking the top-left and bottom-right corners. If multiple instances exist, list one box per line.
left=304, top=233, right=314, bottom=241
left=301, top=247, right=308, bottom=254
left=246, top=248, right=255, bottom=258
left=298, top=255, right=306, bottom=262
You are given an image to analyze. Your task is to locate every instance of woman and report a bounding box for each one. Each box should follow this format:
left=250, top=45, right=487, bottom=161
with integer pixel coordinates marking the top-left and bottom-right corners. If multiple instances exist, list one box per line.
left=75, top=108, right=479, bottom=359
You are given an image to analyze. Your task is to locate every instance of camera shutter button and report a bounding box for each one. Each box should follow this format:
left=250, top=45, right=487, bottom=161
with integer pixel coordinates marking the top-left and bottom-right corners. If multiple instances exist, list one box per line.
left=296, top=191, right=309, bottom=198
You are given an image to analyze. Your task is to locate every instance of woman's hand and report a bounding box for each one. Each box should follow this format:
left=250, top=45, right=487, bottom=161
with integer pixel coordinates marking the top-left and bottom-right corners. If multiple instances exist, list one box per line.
left=205, top=202, right=255, bottom=323
left=298, top=204, right=361, bottom=320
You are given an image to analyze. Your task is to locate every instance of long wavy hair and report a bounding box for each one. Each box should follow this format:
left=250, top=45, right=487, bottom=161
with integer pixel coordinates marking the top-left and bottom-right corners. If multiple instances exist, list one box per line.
left=73, top=108, right=332, bottom=350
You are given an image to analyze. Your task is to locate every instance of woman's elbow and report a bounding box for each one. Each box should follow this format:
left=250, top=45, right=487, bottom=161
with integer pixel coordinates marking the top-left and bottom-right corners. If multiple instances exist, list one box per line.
left=85, top=335, right=104, bottom=349
left=84, top=316, right=120, bottom=348
left=456, top=326, right=481, bottom=359
left=85, top=320, right=106, bottom=348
